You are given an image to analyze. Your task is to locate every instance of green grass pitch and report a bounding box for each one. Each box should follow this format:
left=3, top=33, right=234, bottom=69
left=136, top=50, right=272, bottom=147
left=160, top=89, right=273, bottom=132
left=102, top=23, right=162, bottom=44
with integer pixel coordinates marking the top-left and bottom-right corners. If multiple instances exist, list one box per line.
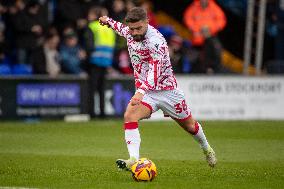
left=0, top=120, right=283, bottom=189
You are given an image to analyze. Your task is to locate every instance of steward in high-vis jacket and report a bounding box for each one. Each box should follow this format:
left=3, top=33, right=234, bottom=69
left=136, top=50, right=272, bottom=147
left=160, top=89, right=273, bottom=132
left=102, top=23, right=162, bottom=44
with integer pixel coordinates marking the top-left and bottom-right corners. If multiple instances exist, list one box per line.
left=84, top=6, right=116, bottom=118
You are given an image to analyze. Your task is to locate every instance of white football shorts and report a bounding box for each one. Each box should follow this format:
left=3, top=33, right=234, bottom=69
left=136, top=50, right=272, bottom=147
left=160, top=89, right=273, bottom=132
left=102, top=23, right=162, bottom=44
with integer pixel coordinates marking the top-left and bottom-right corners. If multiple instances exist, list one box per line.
left=141, top=88, right=192, bottom=121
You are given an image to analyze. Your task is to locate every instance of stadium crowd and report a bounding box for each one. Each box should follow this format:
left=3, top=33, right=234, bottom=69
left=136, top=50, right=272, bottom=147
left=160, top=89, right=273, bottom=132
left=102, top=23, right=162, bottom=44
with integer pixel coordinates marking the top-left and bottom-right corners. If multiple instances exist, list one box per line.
left=0, top=0, right=191, bottom=76
left=0, top=0, right=283, bottom=76
left=0, top=0, right=232, bottom=76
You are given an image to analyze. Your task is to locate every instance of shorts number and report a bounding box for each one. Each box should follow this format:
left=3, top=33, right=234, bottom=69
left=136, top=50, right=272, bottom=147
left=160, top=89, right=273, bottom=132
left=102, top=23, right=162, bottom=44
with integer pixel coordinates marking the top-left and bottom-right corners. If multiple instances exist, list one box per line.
left=174, top=103, right=183, bottom=114
left=174, top=100, right=188, bottom=114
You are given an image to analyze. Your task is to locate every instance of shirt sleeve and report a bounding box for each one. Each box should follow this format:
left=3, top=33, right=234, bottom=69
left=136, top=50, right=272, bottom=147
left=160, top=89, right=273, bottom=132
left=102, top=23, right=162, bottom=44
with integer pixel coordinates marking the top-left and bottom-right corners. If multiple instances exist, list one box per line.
left=106, top=17, right=129, bottom=38
left=136, top=40, right=165, bottom=95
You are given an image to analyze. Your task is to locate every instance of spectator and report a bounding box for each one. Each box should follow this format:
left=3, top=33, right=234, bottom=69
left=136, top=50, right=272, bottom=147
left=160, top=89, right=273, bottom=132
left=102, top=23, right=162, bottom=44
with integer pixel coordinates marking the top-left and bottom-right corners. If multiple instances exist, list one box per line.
left=125, top=0, right=136, bottom=11
left=62, top=25, right=75, bottom=37
left=109, top=0, right=132, bottom=73
left=168, top=35, right=192, bottom=73
left=267, top=0, right=284, bottom=73
left=183, top=0, right=226, bottom=74
left=141, top=0, right=158, bottom=28
left=84, top=6, right=116, bottom=118
left=0, top=2, right=7, bottom=56
left=110, top=0, right=127, bottom=49
left=0, top=20, right=11, bottom=74
left=59, top=31, right=87, bottom=75
left=117, top=49, right=132, bottom=74
left=1, top=0, right=24, bottom=58
left=7, top=0, right=26, bottom=15
left=111, top=0, right=126, bottom=21
left=31, top=32, right=61, bottom=77
left=55, top=0, right=88, bottom=32
left=13, top=0, right=47, bottom=65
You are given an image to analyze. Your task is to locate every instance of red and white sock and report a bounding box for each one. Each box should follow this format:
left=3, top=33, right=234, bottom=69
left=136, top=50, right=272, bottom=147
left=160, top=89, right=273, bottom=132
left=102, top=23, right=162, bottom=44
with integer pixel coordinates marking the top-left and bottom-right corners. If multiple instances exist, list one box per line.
left=192, top=122, right=209, bottom=150
left=124, top=122, right=141, bottom=160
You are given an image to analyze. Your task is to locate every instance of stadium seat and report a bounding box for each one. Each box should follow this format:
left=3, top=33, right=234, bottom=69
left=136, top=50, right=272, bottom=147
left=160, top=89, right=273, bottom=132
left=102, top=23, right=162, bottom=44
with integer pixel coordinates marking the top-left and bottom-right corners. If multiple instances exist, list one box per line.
left=12, top=64, right=33, bottom=75
left=0, top=64, right=12, bottom=75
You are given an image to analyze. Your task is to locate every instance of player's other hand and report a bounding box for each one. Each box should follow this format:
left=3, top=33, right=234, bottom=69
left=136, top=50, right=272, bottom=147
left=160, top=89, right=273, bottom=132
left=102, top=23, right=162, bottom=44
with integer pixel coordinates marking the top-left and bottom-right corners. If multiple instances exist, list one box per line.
left=130, top=92, right=144, bottom=106
left=99, top=16, right=109, bottom=26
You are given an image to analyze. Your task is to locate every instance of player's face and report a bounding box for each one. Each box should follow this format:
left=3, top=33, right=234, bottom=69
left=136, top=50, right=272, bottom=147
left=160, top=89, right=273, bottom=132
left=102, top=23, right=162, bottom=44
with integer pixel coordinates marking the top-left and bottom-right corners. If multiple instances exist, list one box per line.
left=128, top=20, right=148, bottom=41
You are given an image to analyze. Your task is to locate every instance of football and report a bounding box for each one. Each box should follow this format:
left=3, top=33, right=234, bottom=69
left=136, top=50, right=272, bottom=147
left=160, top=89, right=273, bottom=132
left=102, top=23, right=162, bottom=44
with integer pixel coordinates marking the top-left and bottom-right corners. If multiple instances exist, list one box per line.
left=131, top=158, right=157, bottom=182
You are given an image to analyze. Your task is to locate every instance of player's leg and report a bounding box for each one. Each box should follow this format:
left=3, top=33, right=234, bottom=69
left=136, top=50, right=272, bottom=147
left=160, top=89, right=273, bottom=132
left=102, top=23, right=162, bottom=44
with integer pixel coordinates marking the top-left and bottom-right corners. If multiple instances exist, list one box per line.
left=158, top=89, right=217, bottom=167
left=174, top=116, right=209, bottom=150
left=116, top=102, right=152, bottom=170
left=124, top=102, right=152, bottom=160
left=174, top=116, right=217, bottom=167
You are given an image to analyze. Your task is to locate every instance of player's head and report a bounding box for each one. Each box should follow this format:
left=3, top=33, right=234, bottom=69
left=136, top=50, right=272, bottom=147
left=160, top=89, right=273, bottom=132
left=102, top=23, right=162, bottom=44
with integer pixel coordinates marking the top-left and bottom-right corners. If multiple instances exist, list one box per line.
left=125, top=7, right=148, bottom=41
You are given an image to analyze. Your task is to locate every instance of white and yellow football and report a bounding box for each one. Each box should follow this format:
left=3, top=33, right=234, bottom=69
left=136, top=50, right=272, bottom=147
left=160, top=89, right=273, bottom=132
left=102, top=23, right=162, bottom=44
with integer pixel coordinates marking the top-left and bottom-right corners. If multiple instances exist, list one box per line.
left=131, top=158, right=157, bottom=181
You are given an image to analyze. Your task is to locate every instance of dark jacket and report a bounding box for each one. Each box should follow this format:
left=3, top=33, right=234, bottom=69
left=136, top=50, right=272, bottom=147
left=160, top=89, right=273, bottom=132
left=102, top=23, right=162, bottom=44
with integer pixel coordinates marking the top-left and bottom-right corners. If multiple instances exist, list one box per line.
left=56, top=0, right=84, bottom=29
left=31, top=46, right=47, bottom=74
left=13, top=9, right=47, bottom=49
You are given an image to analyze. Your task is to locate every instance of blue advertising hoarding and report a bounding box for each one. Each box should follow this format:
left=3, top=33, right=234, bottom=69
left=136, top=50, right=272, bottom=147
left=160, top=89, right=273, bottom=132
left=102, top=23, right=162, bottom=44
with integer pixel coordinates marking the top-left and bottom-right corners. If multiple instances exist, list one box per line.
left=17, top=84, right=80, bottom=106
left=0, top=76, right=89, bottom=119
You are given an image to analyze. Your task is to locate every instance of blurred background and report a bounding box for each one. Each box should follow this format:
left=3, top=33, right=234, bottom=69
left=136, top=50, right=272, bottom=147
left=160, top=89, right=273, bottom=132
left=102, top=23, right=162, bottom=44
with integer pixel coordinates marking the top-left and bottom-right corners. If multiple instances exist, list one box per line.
left=0, top=0, right=283, bottom=120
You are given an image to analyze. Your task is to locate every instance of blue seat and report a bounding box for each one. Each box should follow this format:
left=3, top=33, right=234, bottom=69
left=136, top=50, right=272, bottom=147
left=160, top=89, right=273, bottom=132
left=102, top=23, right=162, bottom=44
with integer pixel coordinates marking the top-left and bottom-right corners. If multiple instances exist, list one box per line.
left=0, top=64, right=12, bottom=75
left=12, top=64, right=32, bottom=75
left=158, top=26, right=176, bottom=40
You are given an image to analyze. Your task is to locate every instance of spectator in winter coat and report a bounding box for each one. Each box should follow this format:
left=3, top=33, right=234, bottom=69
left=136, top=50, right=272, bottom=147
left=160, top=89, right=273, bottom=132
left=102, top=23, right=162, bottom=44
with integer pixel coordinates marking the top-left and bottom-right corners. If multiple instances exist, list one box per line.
left=183, top=0, right=226, bottom=74
left=59, top=31, right=87, bottom=75
left=31, top=32, right=61, bottom=77
left=184, top=0, right=226, bottom=46
left=13, top=0, right=47, bottom=64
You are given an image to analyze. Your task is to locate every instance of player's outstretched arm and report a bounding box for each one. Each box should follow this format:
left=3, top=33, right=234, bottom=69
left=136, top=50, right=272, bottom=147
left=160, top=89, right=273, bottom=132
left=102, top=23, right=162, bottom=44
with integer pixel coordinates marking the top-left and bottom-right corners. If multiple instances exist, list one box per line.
left=99, top=16, right=129, bottom=38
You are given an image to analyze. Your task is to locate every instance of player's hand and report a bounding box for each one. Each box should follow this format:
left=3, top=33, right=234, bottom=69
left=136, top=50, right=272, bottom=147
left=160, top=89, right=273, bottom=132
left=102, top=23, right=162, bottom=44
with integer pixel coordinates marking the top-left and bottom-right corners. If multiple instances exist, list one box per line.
left=99, top=16, right=109, bottom=26
left=130, top=92, right=144, bottom=106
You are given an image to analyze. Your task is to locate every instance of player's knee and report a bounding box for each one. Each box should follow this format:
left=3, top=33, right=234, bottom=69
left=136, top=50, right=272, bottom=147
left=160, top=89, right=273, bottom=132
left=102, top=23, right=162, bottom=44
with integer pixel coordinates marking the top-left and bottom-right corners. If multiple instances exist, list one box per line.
left=184, top=117, right=196, bottom=133
left=189, top=118, right=196, bottom=128
left=124, top=110, right=137, bottom=122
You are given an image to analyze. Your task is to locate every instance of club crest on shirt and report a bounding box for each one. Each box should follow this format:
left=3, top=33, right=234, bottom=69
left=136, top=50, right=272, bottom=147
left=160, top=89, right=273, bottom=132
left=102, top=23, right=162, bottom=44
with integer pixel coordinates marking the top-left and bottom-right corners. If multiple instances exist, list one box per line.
left=155, top=43, right=159, bottom=50
left=131, top=54, right=140, bottom=64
